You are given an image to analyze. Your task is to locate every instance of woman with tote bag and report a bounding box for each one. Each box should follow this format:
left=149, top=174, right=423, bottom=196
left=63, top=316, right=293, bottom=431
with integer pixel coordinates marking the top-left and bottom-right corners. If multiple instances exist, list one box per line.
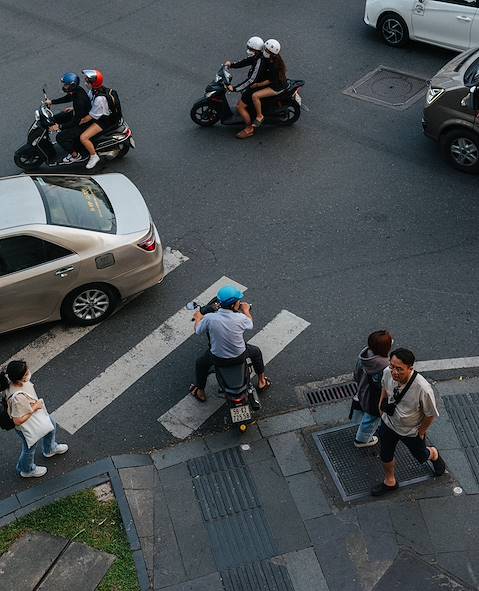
left=0, top=360, right=68, bottom=478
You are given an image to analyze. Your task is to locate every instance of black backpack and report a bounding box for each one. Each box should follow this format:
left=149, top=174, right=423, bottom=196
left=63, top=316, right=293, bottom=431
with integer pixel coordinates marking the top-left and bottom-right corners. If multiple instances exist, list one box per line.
left=102, top=87, right=122, bottom=120
left=0, top=393, right=15, bottom=431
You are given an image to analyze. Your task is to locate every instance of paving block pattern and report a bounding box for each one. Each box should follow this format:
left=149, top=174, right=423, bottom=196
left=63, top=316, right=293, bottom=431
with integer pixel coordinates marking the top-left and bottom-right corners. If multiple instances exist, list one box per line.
left=187, top=447, right=276, bottom=570
left=444, top=393, right=479, bottom=484
left=221, top=559, right=294, bottom=591
left=313, top=425, right=433, bottom=501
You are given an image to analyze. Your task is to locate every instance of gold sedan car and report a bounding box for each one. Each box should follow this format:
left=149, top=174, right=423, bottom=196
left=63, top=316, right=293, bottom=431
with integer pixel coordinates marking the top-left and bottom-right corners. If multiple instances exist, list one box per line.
left=0, top=173, right=164, bottom=334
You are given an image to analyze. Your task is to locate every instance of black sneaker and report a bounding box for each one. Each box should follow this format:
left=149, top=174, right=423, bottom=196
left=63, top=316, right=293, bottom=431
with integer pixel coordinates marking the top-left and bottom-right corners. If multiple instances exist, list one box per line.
left=431, top=453, right=446, bottom=476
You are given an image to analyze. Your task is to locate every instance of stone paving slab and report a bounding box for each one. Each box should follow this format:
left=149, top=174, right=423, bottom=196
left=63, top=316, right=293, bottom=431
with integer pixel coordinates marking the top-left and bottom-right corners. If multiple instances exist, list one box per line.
left=373, top=550, right=470, bottom=591
left=389, top=501, right=433, bottom=556
left=120, top=465, right=155, bottom=490
left=152, top=440, right=208, bottom=470
left=160, top=572, right=224, bottom=591
left=286, top=471, right=332, bottom=520
left=420, top=495, right=479, bottom=553
left=268, top=431, right=311, bottom=477
left=203, top=424, right=262, bottom=453
left=356, top=502, right=397, bottom=566
left=258, top=409, right=315, bottom=438
left=441, top=448, right=479, bottom=493
left=125, top=489, right=154, bottom=539
left=436, top=551, right=479, bottom=590
left=248, top=457, right=311, bottom=555
left=37, top=540, right=115, bottom=591
left=275, top=547, right=330, bottom=591
left=0, top=532, right=67, bottom=591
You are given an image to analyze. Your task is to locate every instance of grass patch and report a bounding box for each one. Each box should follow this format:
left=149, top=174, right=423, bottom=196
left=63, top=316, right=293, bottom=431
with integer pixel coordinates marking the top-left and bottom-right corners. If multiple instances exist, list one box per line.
left=0, top=488, right=140, bottom=591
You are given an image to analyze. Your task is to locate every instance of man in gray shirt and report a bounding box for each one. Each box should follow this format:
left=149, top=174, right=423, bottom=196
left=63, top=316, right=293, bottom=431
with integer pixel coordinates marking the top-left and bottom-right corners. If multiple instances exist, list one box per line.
left=371, top=348, right=446, bottom=496
left=190, top=285, right=270, bottom=402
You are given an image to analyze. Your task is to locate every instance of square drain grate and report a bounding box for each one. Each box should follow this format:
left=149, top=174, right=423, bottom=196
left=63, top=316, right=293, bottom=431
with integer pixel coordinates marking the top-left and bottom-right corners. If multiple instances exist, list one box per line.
left=343, top=65, right=427, bottom=110
left=303, top=382, right=357, bottom=406
left=313, top=425, right=434, bottom=501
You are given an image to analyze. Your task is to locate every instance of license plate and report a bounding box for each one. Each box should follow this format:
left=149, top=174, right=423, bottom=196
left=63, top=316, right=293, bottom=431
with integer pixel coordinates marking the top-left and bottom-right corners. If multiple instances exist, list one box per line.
left=294, top=92, right=302, bottom=105
left=129, top=137, right=136, bottom=148
left=230, top=405, right=251, bottom=423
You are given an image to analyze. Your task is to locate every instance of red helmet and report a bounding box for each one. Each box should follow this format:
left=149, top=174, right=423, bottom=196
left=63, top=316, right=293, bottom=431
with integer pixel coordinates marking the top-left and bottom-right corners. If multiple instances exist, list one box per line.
left=82, top=69, right=104, bottom=89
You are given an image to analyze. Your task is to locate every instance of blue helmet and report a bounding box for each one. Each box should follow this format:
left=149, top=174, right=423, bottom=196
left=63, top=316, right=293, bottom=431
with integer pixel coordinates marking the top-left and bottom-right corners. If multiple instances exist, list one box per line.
left=217, top=285, right=244, bottom=308
left=61, top=72, right=80, bottom=92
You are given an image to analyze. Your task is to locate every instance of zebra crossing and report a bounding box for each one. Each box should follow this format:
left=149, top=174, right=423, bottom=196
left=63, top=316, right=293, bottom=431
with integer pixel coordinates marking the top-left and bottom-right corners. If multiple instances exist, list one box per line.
left=2, top=249, right=311, bottom=439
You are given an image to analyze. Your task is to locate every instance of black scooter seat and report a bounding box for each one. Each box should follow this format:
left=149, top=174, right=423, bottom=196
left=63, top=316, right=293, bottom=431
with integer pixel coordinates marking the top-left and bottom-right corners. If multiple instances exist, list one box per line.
left=215, top=363, right=247, bottom=390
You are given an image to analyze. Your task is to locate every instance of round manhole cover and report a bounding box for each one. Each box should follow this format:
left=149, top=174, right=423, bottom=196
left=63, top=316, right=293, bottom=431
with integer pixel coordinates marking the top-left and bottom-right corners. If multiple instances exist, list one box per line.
left=370, top=73, right=418, bottom=101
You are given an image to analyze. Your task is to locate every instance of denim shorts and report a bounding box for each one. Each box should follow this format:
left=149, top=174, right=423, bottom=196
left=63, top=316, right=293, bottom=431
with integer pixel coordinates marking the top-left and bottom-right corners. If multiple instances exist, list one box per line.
left=378, top=420, right=430, bottom=464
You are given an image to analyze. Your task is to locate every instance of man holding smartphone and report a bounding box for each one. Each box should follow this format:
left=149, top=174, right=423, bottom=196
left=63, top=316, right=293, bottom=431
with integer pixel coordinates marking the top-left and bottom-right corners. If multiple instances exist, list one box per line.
left=372, top=347, right=445, bottom=496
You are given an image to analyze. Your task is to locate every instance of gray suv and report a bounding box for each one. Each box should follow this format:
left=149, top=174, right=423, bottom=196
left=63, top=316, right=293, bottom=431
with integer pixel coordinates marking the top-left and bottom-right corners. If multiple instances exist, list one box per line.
left=423, top=47, right=479, bottom=174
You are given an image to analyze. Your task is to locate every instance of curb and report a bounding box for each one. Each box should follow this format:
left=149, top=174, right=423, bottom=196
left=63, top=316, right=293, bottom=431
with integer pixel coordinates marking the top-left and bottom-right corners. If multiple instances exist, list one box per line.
left=0, top=453, right=152, bottom=591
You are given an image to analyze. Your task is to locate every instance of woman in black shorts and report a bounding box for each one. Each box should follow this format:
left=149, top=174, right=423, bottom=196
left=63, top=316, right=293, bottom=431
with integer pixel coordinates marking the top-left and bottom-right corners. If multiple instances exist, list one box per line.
left=250, top=39, right=287, bottom=129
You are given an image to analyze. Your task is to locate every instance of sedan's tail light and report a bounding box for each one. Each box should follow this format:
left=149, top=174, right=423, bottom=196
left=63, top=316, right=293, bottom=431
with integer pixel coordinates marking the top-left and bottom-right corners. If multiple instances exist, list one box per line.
left=137, top=226, right=156, bottom=251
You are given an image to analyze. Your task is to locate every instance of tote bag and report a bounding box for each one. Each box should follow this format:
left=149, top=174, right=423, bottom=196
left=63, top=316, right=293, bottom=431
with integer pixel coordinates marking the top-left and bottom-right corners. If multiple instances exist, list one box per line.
left=15, top=393, right=54, bottom=448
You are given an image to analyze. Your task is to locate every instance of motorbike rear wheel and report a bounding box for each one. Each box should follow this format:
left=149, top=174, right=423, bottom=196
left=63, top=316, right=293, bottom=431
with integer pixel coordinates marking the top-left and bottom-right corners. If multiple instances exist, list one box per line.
left=14, top=144, right=45, bottom=170
left=276, top=100, right=301, bottom=126
left=114, top=141, right=130, bottom=159
left=190, top=99, right=221, bottom=127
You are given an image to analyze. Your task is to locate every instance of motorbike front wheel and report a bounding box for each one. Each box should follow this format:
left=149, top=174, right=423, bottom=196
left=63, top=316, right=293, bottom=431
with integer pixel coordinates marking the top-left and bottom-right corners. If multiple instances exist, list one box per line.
left=14, top=144, right=45, bottom=170
left=190, top=99, right=221, bottom=127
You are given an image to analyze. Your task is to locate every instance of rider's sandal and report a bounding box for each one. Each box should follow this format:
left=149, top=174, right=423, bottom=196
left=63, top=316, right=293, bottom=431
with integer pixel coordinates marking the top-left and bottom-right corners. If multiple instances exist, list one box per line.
left=252, top=117, right=264, bottom=128
left=236, top=127, right=255, bottom=139
left=258, top=377, right=272, bottom=393
left=189, top=384, right=206, bottom=402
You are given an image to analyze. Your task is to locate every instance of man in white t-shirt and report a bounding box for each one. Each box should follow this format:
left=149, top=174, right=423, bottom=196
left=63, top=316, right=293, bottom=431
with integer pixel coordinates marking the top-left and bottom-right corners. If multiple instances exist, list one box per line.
left=190, top=285, right=270, bottom=402
left=371, top=348, right=446, bottom=496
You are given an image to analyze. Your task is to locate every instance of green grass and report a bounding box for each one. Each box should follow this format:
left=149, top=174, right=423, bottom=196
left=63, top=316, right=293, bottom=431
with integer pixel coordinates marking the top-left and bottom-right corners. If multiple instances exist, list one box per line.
left=0, top=488, right=140, bottom=591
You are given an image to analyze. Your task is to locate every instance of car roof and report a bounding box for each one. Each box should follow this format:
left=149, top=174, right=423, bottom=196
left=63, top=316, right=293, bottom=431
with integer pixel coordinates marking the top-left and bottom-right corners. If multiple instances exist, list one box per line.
left=0, top=175, right=47, bottom=229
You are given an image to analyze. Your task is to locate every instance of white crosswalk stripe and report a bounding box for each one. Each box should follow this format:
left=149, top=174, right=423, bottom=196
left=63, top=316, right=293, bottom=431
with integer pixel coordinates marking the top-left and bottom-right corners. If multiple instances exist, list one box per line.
left=2, top=247, right=188, bottom=374
left=158, top=310, right=311, bottom=439
left=53, top=277, right=247, bottom=434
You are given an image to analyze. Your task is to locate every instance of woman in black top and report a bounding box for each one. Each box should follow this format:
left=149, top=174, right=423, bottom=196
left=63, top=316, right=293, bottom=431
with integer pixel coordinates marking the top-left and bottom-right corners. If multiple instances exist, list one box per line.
left=251, top=39, right=287, bottom=129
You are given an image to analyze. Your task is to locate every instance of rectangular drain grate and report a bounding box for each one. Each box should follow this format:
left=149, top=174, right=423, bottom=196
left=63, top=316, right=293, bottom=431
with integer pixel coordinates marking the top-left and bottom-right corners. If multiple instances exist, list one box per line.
left=313, top=424, right=433, bottom=501
left=443, top=392, right=479, bottom=484
left=222, top=559, right=294, bottom=591
left=304, top=382, right=357, bottom=406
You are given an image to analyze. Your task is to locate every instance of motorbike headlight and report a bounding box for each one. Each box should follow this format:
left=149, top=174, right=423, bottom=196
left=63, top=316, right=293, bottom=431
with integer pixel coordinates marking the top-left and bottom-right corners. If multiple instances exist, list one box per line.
left=205, top=91, right=216, bottom=98
left=425, top=87, right=444, bottom=105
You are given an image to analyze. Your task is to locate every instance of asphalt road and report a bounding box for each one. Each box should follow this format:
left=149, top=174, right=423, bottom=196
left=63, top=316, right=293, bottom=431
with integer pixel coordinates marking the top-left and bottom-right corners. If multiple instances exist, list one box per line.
left=0, top=0, right=478, bottom=497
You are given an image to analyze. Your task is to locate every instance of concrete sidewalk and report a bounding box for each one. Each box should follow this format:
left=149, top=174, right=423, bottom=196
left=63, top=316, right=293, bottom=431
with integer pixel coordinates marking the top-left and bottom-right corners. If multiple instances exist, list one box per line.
left=2, top=375, right=479, bottom=590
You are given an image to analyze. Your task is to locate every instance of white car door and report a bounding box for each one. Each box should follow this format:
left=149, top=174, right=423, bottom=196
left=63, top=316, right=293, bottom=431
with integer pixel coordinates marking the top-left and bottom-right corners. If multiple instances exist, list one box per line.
left=411, top=0, right=477, bottom=50
left=471, top=6, right=479, bottom=45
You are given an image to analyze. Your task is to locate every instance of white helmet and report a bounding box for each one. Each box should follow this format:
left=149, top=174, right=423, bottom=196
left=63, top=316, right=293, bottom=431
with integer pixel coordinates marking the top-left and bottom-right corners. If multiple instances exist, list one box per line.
left=247, top=36, right=264, bottom=51
left=264, top=39, right=281, bottom=55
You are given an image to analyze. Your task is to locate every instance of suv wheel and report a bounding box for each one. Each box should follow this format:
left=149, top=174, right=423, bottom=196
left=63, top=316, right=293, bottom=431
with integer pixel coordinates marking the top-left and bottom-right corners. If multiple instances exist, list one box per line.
left=61, top=283, right=119, bottom=326
left=441, top=129, right=479, bottom=174
left=378, top=13, right=409, bottom=47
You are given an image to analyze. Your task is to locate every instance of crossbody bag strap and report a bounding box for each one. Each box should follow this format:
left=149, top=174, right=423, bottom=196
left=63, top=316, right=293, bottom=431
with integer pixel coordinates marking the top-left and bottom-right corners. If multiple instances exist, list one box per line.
left=393, top=371, right=417, bottom=405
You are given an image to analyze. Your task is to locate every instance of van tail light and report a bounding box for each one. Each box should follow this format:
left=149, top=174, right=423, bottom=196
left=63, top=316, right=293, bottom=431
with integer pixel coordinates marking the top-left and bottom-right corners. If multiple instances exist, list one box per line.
left=137, top=226, right=156, bottom=252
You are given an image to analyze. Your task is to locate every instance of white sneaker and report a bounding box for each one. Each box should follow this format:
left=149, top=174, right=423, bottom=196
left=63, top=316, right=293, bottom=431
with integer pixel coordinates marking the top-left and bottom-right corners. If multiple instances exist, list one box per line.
left=86, top=154, right=100, bottom=169
left=354, top=436, right=379, bottom=448
left=62, top=153, right=82, bottom=163
left=43, top=443, right=69, bottom=458
left=20, top=466, right=47, bottom=478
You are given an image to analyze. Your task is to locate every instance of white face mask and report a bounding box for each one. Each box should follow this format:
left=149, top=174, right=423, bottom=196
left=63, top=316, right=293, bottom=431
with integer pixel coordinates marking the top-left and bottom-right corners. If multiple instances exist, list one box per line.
left=246, top=49, right=255, bottom=57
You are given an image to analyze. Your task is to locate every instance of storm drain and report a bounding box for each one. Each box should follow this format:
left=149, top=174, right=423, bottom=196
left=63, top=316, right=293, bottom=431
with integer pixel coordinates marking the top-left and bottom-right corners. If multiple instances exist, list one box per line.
left=302, top=382, right=357, bottom=406
left=343, top=66, right=427, bottom=110
left=313, top=424, right=433, bottom=501
left=444, top=392, right=479, bottom=484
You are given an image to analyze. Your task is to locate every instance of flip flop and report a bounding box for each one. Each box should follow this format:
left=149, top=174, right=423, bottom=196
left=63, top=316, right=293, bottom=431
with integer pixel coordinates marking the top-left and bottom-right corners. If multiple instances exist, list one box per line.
left=370, top=481, right=399, bottom=497
left=189, top=384, right=206, bottom=403
left=258, top=377, right=272, bottom=393
left=236, top=127, right=255, bottom=139
left=252, top=117, right=264, bottom=128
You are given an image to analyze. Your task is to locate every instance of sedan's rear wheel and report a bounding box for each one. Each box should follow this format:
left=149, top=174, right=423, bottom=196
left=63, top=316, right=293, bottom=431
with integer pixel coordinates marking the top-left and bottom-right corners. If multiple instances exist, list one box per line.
left=378, top=13, right=409, bottom=47
left=62, top=283, right=119, bottom=326
left=441, top=129, right=479, bottom=174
